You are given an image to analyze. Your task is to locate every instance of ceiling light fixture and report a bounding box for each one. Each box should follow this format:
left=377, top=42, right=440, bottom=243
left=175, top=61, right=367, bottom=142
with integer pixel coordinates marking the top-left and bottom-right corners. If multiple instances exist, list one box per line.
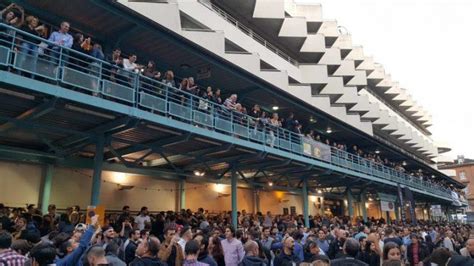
left=193, top=170, right=205, bottom=177
left=272, top=106, right=279, bottom=111
left=326, top=127, right=332, bottom=134
left=268, top=181, right=273, bottom=187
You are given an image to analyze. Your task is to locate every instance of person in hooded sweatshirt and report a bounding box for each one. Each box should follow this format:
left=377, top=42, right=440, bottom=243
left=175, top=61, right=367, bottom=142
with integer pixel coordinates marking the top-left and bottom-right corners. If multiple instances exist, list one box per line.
left=240, top=240, right=267, bottom=266
left=130, top=236, right=167, bottom=266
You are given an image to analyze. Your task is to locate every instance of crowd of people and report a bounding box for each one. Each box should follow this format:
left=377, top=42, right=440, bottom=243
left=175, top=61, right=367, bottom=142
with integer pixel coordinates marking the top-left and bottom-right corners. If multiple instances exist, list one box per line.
left=0, top=203, right=473, bottom=266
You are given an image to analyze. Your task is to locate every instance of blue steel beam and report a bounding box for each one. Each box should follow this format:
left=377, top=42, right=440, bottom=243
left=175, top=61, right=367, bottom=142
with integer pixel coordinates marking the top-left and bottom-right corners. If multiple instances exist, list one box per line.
left=0, top=99, right=57, bottom=133
left=56, top=116, right=132, bottom=147
left=105, top=133, right=194, bottom=160
left=0, top=114, right=91, bottom=138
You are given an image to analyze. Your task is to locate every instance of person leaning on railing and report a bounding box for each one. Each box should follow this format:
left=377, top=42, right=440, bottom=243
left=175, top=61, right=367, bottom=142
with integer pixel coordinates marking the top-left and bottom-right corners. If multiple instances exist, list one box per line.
left=47, top=21, right=73, bottom=66
left=15, top=15, right=45, bottom=75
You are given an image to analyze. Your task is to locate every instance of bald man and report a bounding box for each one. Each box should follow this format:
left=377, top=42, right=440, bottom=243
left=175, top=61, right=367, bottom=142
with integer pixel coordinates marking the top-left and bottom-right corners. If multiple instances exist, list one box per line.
left=86, top=246, right=108, bottom=266
left=460, top=239, right=474, bottom=258
left=274, top=237, right=301, bottom=266
left=240, top=240, right=266, bottom=266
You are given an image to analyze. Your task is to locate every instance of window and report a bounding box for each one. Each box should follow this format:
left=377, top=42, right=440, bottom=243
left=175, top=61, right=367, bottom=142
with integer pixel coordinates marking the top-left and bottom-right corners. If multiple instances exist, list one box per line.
left=459, top=171, right=467, bottom=181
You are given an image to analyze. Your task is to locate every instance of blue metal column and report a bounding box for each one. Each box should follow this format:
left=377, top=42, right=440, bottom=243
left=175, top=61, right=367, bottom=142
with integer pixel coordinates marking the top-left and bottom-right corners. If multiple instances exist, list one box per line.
left=302, top=178, right=309, bottom=227
left=40, top=164, right=54, bottom=214
left=360, top=190, right=368, bottom=223
left=347, top=188, right=354, bottom=220
left=231, top=167, right=237, bottom=229
left=179, top=179, right=186, bottom=210
left=90, top=135, right=105, bottom=206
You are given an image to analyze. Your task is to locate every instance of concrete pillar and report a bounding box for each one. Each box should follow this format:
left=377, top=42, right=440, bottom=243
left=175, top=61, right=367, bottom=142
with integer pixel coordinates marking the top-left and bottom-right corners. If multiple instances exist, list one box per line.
left=91, top=135, right=105, bottom=206
left=40, top=164, right=54, bottom=214
left=231, top=168, right=237, bottom=229
left=302, top=178, right=309, bottom=227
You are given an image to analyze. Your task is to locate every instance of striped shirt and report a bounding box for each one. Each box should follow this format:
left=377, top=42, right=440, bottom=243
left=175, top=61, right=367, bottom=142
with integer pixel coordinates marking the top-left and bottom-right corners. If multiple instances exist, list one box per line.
left=0, top=248, right=27, bottom=266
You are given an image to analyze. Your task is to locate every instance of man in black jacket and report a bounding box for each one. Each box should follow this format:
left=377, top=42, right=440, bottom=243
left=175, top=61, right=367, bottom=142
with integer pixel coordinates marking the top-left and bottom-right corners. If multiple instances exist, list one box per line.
left=274, top=236, right=300, bottom=266
left=123, top=229, right=140, bottom=264
left=240, top=240, right=267, bottom=266
left=330, top=238, right=368, bottom=266
left=328, top=228, right=346, bottom=259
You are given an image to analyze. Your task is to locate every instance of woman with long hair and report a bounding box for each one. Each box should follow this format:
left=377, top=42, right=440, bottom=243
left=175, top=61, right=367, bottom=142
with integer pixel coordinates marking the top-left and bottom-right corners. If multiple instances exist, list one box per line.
left=360, top=240, right=381, bottom=266
left=208, top=235, right=225, bottom=266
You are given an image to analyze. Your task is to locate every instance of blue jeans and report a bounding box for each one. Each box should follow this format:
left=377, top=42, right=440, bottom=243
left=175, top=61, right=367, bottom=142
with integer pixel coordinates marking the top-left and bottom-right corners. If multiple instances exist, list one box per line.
left=18, top=42, right=38, bottom=74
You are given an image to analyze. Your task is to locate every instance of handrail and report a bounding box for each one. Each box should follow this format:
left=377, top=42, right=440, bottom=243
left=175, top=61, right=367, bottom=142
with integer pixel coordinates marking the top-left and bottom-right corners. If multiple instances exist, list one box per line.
left=196, top=0, right=299, bottom=67
left=0, top=23, right=454, bottom=199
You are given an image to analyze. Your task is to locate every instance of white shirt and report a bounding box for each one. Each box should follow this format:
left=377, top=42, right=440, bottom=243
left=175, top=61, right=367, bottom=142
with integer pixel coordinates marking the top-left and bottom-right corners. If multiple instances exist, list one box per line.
left=123, top=58, right=137, bottom=72
left=178, top=238, right=187, bottom=254
left=134, top=215, right=150, bottom=230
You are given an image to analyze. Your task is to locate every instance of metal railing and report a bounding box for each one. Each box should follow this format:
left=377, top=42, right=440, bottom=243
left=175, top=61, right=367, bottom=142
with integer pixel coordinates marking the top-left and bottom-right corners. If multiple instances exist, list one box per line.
left=197, top=0, right=299, bottom=66
left=0, top=23, right=453, bottom=199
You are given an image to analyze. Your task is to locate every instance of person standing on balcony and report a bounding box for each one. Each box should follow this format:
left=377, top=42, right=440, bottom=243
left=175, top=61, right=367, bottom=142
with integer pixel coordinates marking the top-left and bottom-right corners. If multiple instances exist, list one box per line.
left=48, top=21, right=73, bottom=65
left=213, top=88, right=222, bottom=105
left=122, top=54, right=138, bottom=72
left=0, top=4, right=24, bottom=46
left=143, top=60, right=161, bottom=80
left=224, top=94, right=237, bottom=110
left=162, top=70, right=176, bottom=88
left=17, top=16, right=44, bottom=74
left=70, top=33, right=90, bottom=70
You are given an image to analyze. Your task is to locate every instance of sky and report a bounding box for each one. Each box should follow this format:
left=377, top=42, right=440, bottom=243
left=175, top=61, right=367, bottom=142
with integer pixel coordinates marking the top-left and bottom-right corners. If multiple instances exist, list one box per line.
left=296, top=0, right=474, bottom=159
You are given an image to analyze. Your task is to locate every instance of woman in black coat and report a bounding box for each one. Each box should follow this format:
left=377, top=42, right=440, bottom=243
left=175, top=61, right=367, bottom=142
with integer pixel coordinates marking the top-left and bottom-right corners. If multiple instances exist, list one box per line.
left=359, top=240, right=380, bottom=266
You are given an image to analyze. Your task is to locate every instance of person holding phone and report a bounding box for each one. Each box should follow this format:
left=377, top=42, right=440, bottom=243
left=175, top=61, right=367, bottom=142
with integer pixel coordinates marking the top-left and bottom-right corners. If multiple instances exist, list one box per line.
left=55, top=214, right=100, bottom=266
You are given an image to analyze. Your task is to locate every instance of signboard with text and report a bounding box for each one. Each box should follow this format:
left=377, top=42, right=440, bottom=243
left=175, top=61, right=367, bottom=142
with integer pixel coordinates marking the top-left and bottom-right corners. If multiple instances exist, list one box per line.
left=381, top=201, right=395, bottom=212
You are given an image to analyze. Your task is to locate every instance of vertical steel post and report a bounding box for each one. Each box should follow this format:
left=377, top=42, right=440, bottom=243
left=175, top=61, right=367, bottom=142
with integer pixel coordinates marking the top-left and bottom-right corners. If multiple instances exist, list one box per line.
left=90, top=135, right=105, bottom=206
left=40, top=164, right=54, bottom=214
left=347, top=188, right=354, bottom=222
left=302, top=178, right=309, bottom=227
left=231, top=167, right=238, bottom=229
left=360, top=190, right=368, bottom=223
left=179, top=179, right=186, bottom=210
